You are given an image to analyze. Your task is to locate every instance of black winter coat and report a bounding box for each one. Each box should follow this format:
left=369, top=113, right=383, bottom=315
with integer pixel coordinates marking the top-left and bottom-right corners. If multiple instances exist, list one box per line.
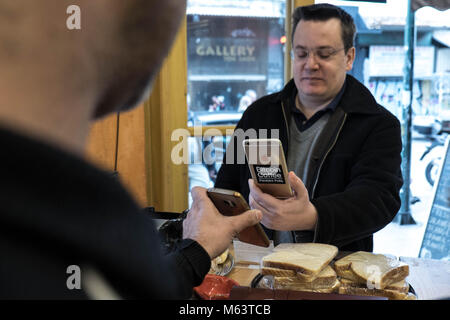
left=215, top=74, right=403, bottom=252
left=0, top=128, right=210, bottom=299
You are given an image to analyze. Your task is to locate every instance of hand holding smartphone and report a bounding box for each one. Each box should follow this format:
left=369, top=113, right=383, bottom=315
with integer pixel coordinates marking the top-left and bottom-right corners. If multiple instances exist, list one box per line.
left=243, top=138, right=293, bottom=199
left=207, top=188, right=270, bottom=247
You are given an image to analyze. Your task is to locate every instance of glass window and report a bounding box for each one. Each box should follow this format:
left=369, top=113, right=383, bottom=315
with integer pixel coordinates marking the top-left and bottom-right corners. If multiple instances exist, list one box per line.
left=186, top=0, right=286, bottom=200
left=188, top=135, right=231, bottom=205
left=187, top=0, right=286, bottom=126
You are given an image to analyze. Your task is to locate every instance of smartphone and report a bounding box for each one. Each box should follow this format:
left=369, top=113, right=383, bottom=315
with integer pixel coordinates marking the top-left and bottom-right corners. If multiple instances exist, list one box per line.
left=207, top=188, right=270, bottom=247
left=243, top=138, right=293, bottom=199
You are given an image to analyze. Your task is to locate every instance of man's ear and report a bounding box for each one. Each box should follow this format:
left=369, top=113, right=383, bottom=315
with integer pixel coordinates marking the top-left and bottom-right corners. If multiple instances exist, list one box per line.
left=345, top=47, right=356, bottom=71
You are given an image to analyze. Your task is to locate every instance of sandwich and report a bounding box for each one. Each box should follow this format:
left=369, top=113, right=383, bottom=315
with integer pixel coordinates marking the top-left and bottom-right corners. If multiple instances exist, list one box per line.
left=272, top=266, right=340, bottom=293
left=338, top=279, right=416, bottom=300
left=333, top=251, right=409, bottom=289
left=334, top=251, right=415, bottom=300
left=339, top=278, right=410, bottom=293
left=260, top=243, right=339, bottom=293
left=258, top=244, right=415, bottom=299
left=261, top=243, right=338, bottom=282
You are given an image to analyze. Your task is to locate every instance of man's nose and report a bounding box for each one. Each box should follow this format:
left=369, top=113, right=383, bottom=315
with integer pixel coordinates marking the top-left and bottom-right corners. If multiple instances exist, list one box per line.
left=304, top=52, right=319, bottom=69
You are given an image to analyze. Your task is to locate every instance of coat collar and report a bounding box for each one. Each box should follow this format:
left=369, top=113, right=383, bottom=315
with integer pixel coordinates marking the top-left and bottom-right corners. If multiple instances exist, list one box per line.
left=275, top=74, right=382, bottom=115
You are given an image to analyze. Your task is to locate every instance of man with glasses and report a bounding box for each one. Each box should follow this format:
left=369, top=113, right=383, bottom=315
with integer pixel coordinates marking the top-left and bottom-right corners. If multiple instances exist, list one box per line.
left=215, top=4, right=403, bottom=252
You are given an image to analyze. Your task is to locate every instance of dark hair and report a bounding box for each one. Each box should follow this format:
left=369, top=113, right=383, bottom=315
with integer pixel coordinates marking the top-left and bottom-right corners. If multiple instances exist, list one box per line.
left=292, top=3, right=356, bottom=52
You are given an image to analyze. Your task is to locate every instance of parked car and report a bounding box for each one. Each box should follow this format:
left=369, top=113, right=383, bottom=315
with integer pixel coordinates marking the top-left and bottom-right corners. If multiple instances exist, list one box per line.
left=412, top=115, right=442, bottom=137
left=187, top=111, right=243, bottom=205
left=188, top=110, right=243, bottom=127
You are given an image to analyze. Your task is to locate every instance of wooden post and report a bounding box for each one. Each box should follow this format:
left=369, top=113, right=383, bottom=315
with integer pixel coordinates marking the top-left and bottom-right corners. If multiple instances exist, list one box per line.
left=285, top=0, right=316, bottom=83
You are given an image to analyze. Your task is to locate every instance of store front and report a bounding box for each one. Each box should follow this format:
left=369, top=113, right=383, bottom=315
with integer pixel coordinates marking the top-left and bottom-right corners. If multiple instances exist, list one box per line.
left=187, top=12, right=285, bottom=116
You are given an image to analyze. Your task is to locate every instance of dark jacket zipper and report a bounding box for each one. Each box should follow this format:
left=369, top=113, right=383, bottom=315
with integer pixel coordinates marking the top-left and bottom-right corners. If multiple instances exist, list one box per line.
left=280, top=101, right=290, bottom=149
left=311, top=112, right=347, bottom=243
left=311, top=112, right=348, bottom=198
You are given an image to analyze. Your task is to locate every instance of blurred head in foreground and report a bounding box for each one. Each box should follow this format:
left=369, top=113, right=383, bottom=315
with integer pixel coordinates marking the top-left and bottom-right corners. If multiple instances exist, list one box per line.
left=0, top=0, right=186, bottom=151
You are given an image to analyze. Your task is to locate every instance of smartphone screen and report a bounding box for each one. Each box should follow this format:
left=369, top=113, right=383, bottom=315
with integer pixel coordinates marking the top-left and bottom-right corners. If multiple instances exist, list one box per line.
left=243, top=138, right=293, bottom=199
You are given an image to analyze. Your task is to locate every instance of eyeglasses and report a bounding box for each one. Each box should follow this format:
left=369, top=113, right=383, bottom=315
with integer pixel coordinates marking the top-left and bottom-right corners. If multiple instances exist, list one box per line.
left=293, top=47, right=345, bottom=61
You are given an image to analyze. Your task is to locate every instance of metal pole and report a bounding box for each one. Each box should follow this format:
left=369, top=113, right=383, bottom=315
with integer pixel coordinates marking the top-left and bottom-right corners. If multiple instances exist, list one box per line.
left=396, top=0, right=416, bottom=225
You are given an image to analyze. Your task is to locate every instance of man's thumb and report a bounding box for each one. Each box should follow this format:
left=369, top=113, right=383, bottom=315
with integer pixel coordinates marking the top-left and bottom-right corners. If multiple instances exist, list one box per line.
left=288, top=171, right=307, bottom=196
left=231, top=209, right=262, bottom=233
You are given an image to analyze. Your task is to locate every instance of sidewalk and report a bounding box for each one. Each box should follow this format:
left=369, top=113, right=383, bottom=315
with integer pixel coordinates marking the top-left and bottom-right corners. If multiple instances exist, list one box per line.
left=373, top=139, right=435, bottom=258
left=373, top=195, right=432, bottom=258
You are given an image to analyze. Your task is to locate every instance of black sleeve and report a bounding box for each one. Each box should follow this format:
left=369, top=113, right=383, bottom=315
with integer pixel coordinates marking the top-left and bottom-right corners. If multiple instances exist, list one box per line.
left=165, top=239, right=211, bottom=299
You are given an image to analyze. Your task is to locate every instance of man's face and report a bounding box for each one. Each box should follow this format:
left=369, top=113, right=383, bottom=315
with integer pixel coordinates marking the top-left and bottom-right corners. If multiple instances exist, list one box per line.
left=91, top=0, right=187, bottom=118
left=292, top=18, right=355, bottom=106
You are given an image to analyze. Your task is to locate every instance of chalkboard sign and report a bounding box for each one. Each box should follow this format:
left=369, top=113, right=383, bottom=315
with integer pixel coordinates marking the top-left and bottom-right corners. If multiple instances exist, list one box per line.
left=419, top=136, right=450, bottom=260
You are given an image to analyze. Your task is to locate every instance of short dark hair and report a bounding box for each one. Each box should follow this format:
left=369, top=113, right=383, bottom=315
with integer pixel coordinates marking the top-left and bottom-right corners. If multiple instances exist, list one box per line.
left=292, top=3, right=356, bottom=52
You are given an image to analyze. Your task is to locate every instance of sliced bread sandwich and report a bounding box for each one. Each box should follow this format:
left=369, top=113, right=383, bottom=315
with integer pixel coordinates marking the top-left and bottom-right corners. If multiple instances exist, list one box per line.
left=261, top=243, right=338, bottom=281
left=272, top=265, right=339, bottom=292
left=338, top=284, right=416, bottom=300
left=275, top=278, right=341, bottom=293
left=339, top=278, right=410, bottom=293
left=261, top=266, right=297, bottom=277
left=334, top=251, right=409, bottom=290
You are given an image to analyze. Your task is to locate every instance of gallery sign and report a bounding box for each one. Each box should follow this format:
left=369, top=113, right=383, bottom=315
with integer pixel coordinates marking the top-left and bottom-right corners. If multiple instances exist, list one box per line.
left=188, top=37, right=266, bottom=77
